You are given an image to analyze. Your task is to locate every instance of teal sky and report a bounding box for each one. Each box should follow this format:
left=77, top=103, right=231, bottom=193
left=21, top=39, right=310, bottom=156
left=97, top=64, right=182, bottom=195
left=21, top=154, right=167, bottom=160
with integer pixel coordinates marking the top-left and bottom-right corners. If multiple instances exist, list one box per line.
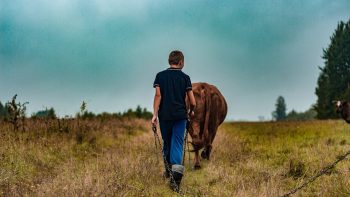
left=1, top=1, right=350, bottom=120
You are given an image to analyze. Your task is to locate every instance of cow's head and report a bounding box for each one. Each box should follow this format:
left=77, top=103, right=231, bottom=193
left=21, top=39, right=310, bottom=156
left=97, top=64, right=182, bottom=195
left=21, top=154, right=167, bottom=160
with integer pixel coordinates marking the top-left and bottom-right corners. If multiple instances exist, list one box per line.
left=334, top=100, right=345, bottom=113
left=333, top=100, right=350, bottom=123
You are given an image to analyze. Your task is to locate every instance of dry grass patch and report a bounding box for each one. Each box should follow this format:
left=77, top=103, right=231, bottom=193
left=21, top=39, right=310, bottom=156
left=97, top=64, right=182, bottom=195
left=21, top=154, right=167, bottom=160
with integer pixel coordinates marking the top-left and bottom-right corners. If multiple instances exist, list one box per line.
left=1, top=119, right=350, bottom=196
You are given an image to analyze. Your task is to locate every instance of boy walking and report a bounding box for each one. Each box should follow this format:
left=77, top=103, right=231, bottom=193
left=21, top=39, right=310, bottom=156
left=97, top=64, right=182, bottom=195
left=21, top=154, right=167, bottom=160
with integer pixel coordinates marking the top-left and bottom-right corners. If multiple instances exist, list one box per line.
left=152, top=50, right=196, bottom=192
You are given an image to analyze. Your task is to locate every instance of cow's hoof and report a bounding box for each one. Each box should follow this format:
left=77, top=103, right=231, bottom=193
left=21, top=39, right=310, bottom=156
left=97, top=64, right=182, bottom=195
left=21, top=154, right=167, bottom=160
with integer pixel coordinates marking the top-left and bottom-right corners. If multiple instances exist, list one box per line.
left=194, top=164, right=201, bottom=170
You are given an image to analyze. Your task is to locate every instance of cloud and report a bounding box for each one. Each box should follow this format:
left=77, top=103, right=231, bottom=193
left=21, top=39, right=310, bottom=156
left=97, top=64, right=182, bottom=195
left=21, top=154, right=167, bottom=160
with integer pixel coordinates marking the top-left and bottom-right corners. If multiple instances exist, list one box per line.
left=1, top=0, right=350, bottom=119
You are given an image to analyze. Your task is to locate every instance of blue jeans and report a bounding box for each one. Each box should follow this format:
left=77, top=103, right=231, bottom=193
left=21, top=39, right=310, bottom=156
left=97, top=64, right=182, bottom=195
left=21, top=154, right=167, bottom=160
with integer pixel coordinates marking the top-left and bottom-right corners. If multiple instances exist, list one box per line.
left=159, top=119, right=187, bottom=165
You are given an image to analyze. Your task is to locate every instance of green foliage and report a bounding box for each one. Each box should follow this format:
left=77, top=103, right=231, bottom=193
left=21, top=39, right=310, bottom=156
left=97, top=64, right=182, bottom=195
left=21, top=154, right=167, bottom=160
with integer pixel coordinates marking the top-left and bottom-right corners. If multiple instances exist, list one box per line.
left=341, top=86, right=350, bottom=101
left=315, top=19, right=350, bottom=119
left=120, top=105, right=152, bottom=119
left=5, top=94, right=29, bottom=131
left=32, top=107, right=57, bottom=119
left=76, top=104, right=152, bottom=120
left=81, top=111, right=96, bottom=119
left=272, top=96, right=287, bottom=121
left=135, top=105, right=143, bottom=118
left=80, top=101, right=87, bottom=114
left=286, top=107, right=317, bottom=121
left=76, top=101, right=94, bottom=119
left=0, top=101, right=8, bottom=118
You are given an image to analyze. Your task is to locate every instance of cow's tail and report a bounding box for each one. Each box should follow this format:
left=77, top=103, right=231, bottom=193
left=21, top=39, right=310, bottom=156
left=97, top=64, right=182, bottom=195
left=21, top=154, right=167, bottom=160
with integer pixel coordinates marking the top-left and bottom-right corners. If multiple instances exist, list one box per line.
left=202, top=87, right=211, bottom=146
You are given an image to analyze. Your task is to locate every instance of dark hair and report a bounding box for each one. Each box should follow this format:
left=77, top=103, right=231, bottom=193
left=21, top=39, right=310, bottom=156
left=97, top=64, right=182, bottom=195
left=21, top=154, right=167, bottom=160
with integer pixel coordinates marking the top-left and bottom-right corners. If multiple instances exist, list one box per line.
left=168, top=50, right=184, bottom=65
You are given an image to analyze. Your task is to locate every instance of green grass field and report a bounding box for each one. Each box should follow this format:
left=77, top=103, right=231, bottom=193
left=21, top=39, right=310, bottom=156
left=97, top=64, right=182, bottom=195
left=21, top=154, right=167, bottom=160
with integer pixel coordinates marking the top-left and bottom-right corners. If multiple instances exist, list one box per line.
left=1, top=119, right=350, bottom=196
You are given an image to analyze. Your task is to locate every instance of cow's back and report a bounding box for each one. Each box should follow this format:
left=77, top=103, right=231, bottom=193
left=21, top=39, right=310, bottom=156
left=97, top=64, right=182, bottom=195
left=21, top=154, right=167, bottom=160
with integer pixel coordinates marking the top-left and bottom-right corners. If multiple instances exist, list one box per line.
left=191, top=82, right=227, bottom=124
left=188, top=83, right=227, bottom=145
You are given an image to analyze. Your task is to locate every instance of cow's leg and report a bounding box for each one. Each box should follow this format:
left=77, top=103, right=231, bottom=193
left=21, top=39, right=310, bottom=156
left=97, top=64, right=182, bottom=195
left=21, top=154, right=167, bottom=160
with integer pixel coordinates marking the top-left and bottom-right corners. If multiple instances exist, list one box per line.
left=201, top=126, right=218, bottom=160
left=201, top=144, right=212, bottom=160
left=206, top=128, right=218, bottom=160
left=206, top=145, right=213, bottom=159
left=201, top=148, right=207, bottom=160
left=203, top=129, right=216, bottom=160
left=194, top=150, right=201, bottom=169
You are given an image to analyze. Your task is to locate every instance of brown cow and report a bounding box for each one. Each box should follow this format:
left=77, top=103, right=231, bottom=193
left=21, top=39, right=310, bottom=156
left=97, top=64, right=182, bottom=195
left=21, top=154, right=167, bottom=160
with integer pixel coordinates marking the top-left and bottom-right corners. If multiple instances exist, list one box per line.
left=186, top=82, right=227, bottom=169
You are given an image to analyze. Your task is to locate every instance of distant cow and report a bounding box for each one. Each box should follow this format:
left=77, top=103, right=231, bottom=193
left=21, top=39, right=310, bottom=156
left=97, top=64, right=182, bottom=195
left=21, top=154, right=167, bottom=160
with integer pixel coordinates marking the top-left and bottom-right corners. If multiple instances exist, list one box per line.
left=186, top=82, right=227, bottom=169
left=335, top=100, right=350, bottom=123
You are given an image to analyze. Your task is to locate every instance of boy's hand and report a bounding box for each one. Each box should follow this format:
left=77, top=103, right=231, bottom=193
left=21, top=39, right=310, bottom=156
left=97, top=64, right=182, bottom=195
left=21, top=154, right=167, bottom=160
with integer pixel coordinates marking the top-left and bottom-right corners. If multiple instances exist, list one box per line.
left=151, top=115, right=158, bottom=127
left=188, top=110, right=195, bottom=118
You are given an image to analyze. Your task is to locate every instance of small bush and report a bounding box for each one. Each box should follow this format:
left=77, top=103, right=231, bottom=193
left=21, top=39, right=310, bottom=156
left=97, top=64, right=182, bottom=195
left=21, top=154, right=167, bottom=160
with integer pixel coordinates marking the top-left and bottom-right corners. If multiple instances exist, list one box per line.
left=5, top=94, right=28, bottom=131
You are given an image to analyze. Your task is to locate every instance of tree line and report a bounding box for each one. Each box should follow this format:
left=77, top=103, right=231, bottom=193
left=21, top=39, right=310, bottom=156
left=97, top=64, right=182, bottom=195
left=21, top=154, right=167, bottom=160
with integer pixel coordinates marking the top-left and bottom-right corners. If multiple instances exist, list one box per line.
left=272, top=96, right=317, bottom=121
left=0, top=99, right=152, bottom=120
left=76, top=105, right=153, bottom=120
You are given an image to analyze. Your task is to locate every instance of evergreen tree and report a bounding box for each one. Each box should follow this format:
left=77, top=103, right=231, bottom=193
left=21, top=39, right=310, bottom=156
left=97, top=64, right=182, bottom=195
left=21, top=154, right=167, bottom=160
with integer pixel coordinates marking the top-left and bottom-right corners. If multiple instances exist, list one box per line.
left=272, top=96, right=287, bottom=121
left=142, top=107, right=153, bottom=119
left=316, top=19, right=350, bottom=119
left=0, top=101, right=6, bottom=118
left=135, top=105, right=143, bottom=118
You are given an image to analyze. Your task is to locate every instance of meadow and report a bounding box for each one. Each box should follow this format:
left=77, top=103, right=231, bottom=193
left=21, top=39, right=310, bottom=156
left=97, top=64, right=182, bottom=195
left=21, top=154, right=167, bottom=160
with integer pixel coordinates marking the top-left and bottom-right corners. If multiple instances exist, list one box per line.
left=1, top=118, right=350, bottom=196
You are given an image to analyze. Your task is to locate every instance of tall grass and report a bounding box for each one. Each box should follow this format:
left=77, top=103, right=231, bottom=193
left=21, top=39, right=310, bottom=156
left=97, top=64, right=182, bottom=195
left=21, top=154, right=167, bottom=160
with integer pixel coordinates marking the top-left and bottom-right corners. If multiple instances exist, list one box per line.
left=1, top=119, right=350, bottom=196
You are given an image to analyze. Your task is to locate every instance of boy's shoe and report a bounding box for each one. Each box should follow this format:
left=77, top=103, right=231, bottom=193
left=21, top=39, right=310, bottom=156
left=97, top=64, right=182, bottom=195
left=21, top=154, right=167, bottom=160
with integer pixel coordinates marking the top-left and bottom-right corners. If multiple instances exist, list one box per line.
left=170, top=164, right=184, bottom=192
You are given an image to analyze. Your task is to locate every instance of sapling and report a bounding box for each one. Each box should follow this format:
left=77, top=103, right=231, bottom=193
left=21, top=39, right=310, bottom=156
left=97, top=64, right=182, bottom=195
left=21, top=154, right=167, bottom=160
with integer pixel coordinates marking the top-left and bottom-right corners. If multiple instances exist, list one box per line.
left=5, top=94, right=29, bottom=131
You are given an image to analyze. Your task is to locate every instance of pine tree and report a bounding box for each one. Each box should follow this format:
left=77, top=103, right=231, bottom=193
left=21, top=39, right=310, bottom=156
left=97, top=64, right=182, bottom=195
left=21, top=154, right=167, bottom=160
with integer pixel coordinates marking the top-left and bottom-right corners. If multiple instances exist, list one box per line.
left=135, top=105, right=142, bottom=118
left=0, top=101, right=6, bottom=118
left=272, top=96, right=287, bottom=121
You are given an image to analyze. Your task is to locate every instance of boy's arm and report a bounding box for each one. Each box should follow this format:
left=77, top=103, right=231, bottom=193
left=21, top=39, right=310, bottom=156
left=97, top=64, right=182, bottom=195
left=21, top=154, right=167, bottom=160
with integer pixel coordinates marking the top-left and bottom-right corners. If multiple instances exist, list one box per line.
left=187, top=90, right=196, bottom=117
left=152, top=86, right=161, bottom=126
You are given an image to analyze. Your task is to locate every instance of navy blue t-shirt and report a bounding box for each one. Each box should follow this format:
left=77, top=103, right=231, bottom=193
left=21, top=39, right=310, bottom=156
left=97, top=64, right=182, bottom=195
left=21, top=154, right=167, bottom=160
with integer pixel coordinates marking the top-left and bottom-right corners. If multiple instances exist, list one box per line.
left=153, top=67, right=192, bottom=121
